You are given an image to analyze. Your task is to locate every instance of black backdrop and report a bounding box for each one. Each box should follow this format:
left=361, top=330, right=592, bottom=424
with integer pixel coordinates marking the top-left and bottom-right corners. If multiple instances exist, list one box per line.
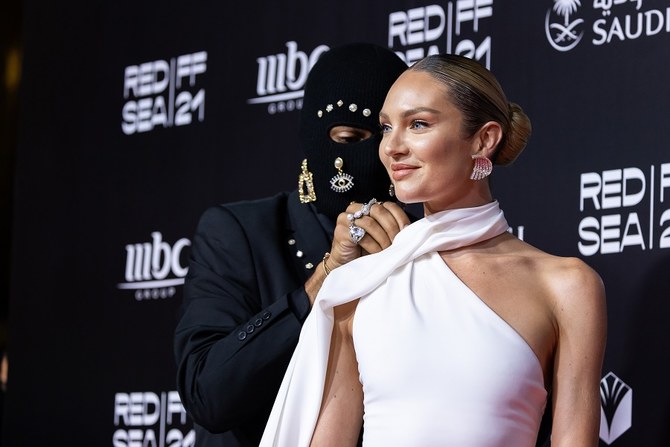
left=6, top=1, right=669, bottom=445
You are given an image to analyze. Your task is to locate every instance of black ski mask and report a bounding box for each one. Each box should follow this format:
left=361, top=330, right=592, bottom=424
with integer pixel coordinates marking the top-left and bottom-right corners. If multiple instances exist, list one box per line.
left=299, top=43, right=407, bottom=220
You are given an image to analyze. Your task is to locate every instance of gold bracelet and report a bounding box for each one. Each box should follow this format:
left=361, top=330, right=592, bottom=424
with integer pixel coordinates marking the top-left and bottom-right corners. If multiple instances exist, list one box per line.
left=322, top=252, right=332, bottom=276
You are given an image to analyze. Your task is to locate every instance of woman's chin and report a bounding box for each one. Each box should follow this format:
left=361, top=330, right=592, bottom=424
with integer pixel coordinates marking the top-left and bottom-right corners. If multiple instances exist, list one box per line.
left=394, top=192, right=420, bottom=205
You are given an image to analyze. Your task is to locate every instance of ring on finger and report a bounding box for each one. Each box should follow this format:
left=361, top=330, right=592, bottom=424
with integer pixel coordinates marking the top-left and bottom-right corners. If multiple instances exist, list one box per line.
left=347, top=198, right=378, bottom=223
left=349, top=224, right=365, bottom=244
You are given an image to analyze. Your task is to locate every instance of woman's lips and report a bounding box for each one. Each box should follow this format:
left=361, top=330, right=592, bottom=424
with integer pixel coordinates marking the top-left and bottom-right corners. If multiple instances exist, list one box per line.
left=391, top=163, right=418, bottom=181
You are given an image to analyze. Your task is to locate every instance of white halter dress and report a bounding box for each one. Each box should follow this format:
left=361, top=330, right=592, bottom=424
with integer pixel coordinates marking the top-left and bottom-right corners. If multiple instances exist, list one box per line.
left=260, top=201, right=547, bottom=446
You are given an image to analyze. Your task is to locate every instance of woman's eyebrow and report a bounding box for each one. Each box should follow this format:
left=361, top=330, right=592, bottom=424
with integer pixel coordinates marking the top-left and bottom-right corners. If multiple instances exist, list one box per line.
left=379, top=107, right=441, bottom=120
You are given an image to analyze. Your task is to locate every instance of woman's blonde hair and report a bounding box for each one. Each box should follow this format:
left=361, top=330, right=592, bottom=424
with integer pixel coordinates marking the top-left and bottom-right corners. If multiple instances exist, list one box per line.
left=409, top=54, right=531, bottom=166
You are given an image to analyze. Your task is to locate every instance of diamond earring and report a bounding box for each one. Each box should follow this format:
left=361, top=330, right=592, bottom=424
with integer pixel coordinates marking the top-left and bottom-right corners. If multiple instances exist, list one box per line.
left=470, top=155, right=493, bottom=180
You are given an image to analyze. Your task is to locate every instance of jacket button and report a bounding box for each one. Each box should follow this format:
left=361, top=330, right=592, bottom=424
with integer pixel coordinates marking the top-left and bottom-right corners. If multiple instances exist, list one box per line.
left=254, top=318, right=263, bottom=327
left=262, top=311, right=271, bottom=320
left=246, top=324, right=255, bottom=333
left=237, top=331, right=247, bottom=341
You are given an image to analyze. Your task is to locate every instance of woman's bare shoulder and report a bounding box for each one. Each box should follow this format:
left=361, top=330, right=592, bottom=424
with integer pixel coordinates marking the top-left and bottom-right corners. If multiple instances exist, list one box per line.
left=513, top=240, right=606, bottom=324
left=499, top=235, right=605, bottom=307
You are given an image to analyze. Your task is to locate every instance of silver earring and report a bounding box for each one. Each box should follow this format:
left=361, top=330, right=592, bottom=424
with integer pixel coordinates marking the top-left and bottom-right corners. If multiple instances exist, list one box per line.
left=388, top=183, right=395, bottom=197
left=330, top=157, right=354, bottom=193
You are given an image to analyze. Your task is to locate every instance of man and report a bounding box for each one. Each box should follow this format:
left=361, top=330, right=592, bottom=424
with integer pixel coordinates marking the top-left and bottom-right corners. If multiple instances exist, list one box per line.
left=174, top=42, right=409, bottom=446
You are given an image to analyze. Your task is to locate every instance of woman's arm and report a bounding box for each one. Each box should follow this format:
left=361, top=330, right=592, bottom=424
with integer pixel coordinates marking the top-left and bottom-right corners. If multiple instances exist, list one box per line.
left=310, top=300, right=363, bottom=447
left=550, top=258, right=607, bottom=446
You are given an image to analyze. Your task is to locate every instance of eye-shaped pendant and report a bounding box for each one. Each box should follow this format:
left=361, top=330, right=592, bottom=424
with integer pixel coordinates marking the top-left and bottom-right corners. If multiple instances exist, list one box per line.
left=329, top=157, right=354, bottom=193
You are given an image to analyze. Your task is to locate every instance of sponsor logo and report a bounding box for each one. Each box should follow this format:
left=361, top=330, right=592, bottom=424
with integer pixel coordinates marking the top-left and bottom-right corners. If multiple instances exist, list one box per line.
left=113, top=391, right=194, bottom=447
left=117, top=232, right=190, bottom=300
left=578, top=163, right=670, bottom=255
left=600, top=372, right=633, bottom=444
left=546, top=0, right=670, bottom=51
left=247, top=41, right=329, bottom=115
left=249, top=3, right=498, bottom=114
left=545, top=0, right=585, bottom=51
left=122, top=51, right=207, bottom=134
left=389, top=1, right=494, bottom=68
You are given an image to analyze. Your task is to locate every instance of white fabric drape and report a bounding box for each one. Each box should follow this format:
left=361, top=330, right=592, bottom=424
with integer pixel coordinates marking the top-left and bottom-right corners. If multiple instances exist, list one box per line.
left=260, top=201, right=509, bottom=447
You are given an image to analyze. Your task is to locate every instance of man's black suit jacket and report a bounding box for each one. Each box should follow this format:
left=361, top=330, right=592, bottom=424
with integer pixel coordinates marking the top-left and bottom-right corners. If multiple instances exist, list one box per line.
left=174, top=190, right=332, bottom=447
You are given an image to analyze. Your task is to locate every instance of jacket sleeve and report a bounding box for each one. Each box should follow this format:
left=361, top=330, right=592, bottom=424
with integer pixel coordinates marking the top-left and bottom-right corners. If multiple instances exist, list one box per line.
left=174, top=205, right=310, bottom=433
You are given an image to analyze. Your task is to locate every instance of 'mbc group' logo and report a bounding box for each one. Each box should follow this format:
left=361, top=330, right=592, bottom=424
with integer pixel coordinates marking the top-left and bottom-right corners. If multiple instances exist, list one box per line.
left=600, top=372, right=632, bottom=444
left=545, top=0, right=585, bottom=51
left=247, top=41, right=329, bottom=115
left=117, top=232, right=190, bottom=301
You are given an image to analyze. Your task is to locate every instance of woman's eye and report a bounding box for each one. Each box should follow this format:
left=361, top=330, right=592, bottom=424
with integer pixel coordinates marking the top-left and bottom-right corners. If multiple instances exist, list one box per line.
left=380, top=123, right=391, bottom=133
left=410, top=120, right=428, bottom=129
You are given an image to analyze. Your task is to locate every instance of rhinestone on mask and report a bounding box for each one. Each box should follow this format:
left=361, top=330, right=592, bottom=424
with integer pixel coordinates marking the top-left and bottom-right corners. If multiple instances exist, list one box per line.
left=316, top=101, right=372, bottom=119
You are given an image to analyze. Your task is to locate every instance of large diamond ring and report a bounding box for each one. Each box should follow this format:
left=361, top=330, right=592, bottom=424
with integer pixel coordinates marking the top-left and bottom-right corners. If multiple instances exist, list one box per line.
left=349, top=224, right=366, bottom=244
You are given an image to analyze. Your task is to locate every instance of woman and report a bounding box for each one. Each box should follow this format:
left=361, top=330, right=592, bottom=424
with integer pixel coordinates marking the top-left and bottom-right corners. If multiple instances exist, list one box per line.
left=261, top=54, right=606, bottom=447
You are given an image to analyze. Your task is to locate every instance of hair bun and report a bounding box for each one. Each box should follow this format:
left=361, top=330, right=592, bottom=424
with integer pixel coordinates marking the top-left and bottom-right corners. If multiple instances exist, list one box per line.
left=496, top=102, right=531, bottom=166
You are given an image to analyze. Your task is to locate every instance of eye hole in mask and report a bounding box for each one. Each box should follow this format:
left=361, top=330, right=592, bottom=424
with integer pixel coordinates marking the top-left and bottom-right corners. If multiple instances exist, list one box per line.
left=329, top=125, right=373, bottom=144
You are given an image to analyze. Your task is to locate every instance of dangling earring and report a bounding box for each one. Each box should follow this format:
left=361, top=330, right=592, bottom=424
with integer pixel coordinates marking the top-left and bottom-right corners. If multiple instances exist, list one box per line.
left=330, top=157, right=354, bottom=193
left=298, top=159, right=316, bottom=203
left=470, top=155, right=493, bottom=180
left=388, top=183, right=395, bottom=197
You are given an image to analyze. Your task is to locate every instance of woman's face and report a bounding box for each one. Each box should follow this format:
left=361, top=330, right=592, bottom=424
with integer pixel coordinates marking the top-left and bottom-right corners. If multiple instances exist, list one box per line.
left=379, top=70, right=482, bottom=214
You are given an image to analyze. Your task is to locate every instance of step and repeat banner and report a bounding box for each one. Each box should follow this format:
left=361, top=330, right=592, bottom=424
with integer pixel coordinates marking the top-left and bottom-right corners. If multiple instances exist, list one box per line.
left=7, top=0, right=669, bottom=445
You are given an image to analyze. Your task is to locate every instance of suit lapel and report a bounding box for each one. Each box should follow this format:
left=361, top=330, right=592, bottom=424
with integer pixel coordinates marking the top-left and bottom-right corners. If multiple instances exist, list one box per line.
left=285, top=190, right=332, bottom=279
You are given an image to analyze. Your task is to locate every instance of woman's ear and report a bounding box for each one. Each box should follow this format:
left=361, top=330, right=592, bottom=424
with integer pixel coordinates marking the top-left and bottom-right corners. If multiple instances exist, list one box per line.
left=472, top=121, right=503, bottom=159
